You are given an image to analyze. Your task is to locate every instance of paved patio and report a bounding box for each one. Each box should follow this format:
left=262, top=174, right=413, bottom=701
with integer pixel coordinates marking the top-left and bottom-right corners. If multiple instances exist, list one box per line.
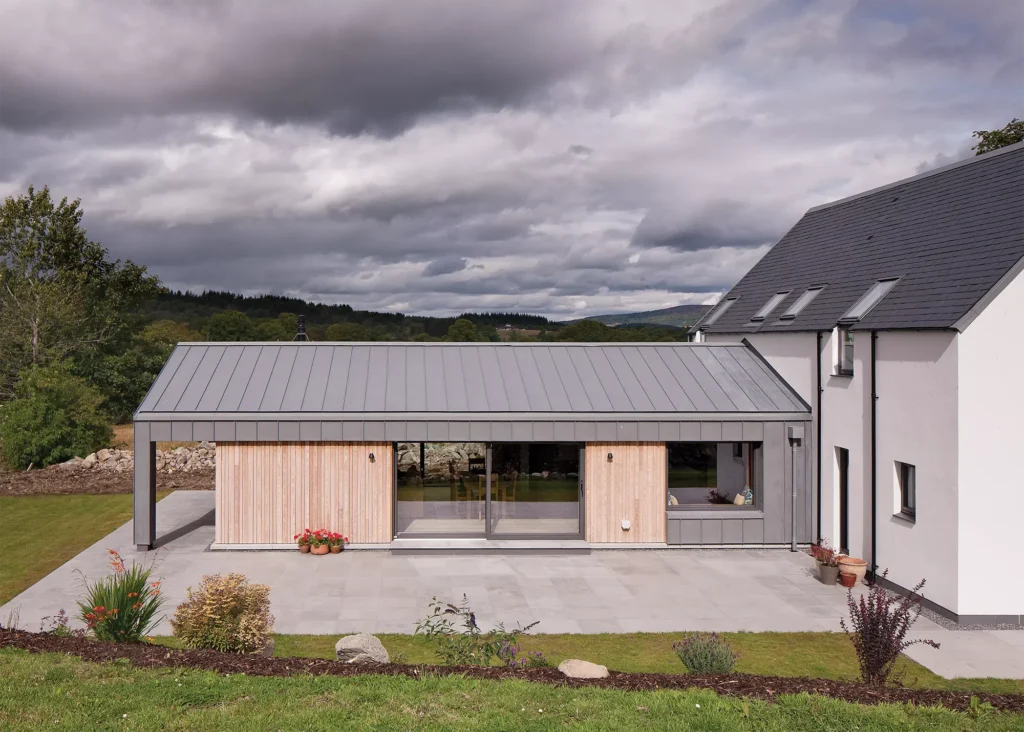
left=3, top=491, right=1021, bottom=679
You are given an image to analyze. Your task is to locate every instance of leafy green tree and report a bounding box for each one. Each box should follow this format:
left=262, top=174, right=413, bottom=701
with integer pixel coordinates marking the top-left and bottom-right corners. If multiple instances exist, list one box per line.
left=0, top=361, right=112, bottom=469
left=256, top=318, right=291, bottom=341
left=325, top=322, right=372, bottom=341
left=445, top=318, right=482, bottom=342
left=90, top=321, right=201, bottom=423
left=972, top=118, right=1024, bottom=155
left=554, top=320, right=615, bottom=342
left=0, top=186, right=161, bottom=398
left=202, top=310, right=257, bottom=341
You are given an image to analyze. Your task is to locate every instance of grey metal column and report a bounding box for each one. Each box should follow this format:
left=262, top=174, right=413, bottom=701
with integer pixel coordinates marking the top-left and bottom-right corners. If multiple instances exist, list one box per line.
left=133, top=421, right=157, bottom=550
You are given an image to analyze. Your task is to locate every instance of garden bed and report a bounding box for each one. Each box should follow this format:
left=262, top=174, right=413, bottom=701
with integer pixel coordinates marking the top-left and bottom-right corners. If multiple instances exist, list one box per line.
left=2, top=628, right=1021, bottom=713
left=0, top=466, right=213, bottom=496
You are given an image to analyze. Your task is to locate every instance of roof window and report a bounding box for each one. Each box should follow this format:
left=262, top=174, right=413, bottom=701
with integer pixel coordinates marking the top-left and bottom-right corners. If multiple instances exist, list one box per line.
left=840, top=278, right=900, bottom=323
left=780, top=286, right=825, bottom=320
left=701, top=297, right=738, bottom=327
left=750, top=291, right=790, bottom=322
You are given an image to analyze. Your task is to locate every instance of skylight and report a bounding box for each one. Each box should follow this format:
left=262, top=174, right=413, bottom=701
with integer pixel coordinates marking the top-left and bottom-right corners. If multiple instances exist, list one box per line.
left=780, top=286, right=825, bottom=320
left=840, top=278, right=900, bottom=322
left=701, top=297, right=738, bottom=326
left=750, top=291, right=790, bottom=322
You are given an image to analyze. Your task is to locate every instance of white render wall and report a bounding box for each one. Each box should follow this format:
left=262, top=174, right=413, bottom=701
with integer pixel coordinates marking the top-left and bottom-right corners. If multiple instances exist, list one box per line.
left=957, top=268, right=1024, bottom=617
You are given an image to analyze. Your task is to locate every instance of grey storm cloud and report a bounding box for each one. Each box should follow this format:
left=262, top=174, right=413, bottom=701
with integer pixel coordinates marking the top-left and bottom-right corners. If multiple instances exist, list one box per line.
left=0, top=0, right=1021, bottom=318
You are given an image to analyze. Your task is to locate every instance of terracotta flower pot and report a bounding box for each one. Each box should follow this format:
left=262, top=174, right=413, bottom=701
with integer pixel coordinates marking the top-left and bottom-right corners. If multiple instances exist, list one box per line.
left=838, top=556, right=868, bottom=585
left=311, top=544, right=330, bottom=555
left=839, top=572, right=857, bottom=589
left=330, top=544, right=341, bottom=554
left=299, top=544, right=311, bottom=554
left=818, top=563, right=840, bottom=586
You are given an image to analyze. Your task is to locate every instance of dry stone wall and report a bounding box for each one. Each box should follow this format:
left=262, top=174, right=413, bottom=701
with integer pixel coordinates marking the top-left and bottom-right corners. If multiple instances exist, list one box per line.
left=60, top=442, right=217, bottom=474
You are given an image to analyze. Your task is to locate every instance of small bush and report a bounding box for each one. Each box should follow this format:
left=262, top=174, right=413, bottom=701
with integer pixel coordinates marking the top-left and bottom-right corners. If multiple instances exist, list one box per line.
left=0, top=361, right=112, bottom=469
left=673, top=632, right=739, bottom=674
left=840, top=570, right=939, bottom=685
left=40, top=609, right=84, bottom=639
left=171, top=573, right=274, bottom=654
left=414, top=595, right=538, bottom=667
left=76, top=550, right=164, bottom=642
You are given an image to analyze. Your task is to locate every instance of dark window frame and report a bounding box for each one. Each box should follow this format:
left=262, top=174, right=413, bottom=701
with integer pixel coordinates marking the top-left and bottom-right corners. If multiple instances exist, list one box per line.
left=897, top=461, right=916, bottom=521
left=666, top=441, right=763, bottom=512
left=837, top=327, right=855, bottom=376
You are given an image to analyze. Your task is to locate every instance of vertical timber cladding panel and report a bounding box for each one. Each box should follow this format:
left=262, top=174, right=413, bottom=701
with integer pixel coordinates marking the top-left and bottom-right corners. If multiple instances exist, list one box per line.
left=215, top=442, right=393, bottom=544
left=585, top=442, right=666, bottom=543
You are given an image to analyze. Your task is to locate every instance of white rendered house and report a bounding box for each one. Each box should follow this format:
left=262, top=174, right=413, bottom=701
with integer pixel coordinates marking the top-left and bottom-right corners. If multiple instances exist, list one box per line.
left=696, top=142, right=1024, bottom=625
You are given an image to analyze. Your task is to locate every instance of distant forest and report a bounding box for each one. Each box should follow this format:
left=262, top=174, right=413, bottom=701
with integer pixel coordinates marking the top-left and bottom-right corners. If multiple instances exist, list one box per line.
left=141, top=290, right=692, bottom=344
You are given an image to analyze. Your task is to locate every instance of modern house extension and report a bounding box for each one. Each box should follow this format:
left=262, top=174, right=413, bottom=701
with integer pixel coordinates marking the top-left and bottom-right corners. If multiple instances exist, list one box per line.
left=694, top=141, right=1024, bottom=625
left=133, top=342, right=811, bottom=551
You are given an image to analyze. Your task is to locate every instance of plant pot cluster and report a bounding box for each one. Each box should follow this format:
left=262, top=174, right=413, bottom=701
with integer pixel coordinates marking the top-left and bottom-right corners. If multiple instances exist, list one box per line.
left=294, top=529, right=348, bottom=555
left=809, top=540, right=867, bottom=587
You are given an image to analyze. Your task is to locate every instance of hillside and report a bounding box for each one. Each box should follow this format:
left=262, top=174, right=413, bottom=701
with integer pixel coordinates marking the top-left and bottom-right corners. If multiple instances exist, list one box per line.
left=582, top=304, right=710, bottom=328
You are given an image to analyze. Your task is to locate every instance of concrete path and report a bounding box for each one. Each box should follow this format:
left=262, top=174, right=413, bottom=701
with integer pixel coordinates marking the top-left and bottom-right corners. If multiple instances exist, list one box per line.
left=3, top=491, right=1020, bottom=680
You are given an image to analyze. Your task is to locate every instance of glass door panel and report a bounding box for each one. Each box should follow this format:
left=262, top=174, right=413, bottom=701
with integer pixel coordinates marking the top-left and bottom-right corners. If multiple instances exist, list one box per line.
left=487, top=443, right=581, bottom=537
left=395, top=442, right=486, bottom=536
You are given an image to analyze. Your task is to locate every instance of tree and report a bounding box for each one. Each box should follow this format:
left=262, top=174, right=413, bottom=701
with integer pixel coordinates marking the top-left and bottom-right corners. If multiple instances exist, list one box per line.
left=202, top=310, right=257, bottom=341
left=256, top=318, right=291, bottom=341
left=0, top=186, right=162, bottom=398
left=444, top=318, right=482, bottom=342
left=554, top=320, right=615, bottom=342
left=0, top=360, right=112, bottom=469
left=325, top=322, right=371, bottom=341
left=972, top=118, right=1024, bottom=155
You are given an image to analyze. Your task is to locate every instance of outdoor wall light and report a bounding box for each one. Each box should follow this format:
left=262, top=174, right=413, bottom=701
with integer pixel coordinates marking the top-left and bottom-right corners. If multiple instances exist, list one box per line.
left=369, top=452, right=375, bottom=462
left=607, top=452, right=613, bottom=462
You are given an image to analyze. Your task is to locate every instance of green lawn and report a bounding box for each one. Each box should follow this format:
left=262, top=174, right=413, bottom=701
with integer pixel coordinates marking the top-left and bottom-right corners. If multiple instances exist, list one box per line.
left=0, top=493, right=170, bottom=605
left=2, top=648, right=1020, bottom=732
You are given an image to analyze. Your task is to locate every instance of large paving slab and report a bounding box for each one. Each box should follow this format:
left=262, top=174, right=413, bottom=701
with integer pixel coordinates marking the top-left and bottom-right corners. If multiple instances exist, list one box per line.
left=3, top=491, right=1020, bottom=679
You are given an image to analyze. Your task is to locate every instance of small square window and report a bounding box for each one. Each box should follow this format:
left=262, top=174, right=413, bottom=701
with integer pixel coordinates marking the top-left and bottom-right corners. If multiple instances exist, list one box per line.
left=750, top=291, right=790, bottom=322
left=897, top=462, right=916, bottom=520
left=840, top=278, right=899, bottom=323
left=837, top=328, right=854, bottom=375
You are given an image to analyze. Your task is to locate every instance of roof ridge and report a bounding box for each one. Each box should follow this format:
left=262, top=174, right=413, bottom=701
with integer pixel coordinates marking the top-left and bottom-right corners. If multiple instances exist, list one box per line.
left=806, top=141, right=1023, bottom=215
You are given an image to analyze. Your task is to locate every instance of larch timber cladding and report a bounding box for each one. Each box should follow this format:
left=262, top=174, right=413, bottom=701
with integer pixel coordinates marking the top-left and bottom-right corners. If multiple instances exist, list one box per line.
left=215, top=442, right=392, bottom=544
left=585, top=442, right=666, bottom=543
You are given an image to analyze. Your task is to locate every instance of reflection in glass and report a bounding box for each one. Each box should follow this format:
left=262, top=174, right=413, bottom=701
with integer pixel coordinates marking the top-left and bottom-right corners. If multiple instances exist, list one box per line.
left=395, top=443, right=486, bottom=535
left=489, top=443, right=580, bottom=536
left=667, top=442, right=762, bottom=508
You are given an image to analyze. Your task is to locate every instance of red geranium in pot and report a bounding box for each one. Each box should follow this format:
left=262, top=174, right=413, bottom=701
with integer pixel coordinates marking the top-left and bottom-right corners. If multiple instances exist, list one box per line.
left=295, top=529, right=313, bottom=554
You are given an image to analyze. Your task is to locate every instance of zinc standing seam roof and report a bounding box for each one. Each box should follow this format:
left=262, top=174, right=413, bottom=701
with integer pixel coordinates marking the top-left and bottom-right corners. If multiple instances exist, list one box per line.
left=135, top=343, right=808, bottom=418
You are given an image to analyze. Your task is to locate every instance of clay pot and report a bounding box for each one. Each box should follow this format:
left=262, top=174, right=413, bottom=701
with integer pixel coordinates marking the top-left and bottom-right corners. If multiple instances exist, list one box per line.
left=818, top=563, right=840, bottom=586
left=310, top=544, right=330, bottom=555
left=839, top=572, right=857, bottom=589
left=838, top=556, right=868, bottom=585
left=299, top=544, right=311, bottom=554
left=330, top=544, right=341, bottom=554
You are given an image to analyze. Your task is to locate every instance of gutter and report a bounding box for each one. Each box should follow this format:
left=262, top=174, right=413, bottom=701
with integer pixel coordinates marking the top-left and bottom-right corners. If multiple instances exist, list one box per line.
left=816, top=331, right=823, bottom=543
left=870, top=330, right=878, bottom=582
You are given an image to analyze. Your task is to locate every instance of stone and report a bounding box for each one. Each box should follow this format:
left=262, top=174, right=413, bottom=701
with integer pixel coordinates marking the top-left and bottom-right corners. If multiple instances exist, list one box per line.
left=59, top=457, right=83, bottom=470
left=335, top=633, right=389, bottom=664
left=82, top=453, right=97, bottom=468
left=261, top=637, right=275, bottom=658
left=96, top=448, right=112, bottom=462
left=557, top=659, right=609, bottom=679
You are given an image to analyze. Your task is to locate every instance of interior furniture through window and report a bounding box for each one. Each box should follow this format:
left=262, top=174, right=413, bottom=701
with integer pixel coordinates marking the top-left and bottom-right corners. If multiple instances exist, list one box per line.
left=667, top=442, right=763, bottom=509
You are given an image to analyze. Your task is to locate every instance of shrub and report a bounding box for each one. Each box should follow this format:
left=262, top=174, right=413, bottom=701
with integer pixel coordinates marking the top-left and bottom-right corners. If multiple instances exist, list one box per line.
left=40, top=609, right=85, bottom=638
left=76, top=550, right=164, bottom=642
left=0, top=361, right=112, bottom=469
left=810, top=539, right=842, bottom=567
left=673, top=632, right=739, bottom=674
left=840, top=570, right=939, bottom=685
left=414, top=595, right=538, bottom=666
left=171, top=573, right=274, bottom=654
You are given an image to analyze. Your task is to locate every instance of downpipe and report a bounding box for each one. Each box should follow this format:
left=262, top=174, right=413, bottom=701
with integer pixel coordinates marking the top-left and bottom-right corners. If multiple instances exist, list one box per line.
left=870, top=331, right=878, bottom=583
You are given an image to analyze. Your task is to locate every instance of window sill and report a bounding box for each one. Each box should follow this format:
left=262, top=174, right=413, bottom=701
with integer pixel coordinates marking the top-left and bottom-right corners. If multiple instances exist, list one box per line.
left=893, top=511, right=916, bottom=524
left=834, top=369, right=854, bottom=378
left=668, top=508, right=764, bottom=520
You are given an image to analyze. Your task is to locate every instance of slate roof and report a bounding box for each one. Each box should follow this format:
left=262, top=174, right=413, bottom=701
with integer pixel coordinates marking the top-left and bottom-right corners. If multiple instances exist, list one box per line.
left=698, top=142, right=1024, bottom=333
left=135, top=343, right=808, bottom=418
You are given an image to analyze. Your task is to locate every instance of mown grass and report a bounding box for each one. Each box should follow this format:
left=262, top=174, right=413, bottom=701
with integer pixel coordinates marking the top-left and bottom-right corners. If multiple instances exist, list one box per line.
left=0, top=493, right=170, bottom=605
left=1, top=647, right=1020, bottom=731
left=152, top=631, right=1024, bottom=697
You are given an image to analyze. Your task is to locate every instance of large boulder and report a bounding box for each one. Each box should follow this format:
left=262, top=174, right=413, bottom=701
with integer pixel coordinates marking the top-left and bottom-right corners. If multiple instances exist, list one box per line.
left=557, top=659, right=609, bottom=679
left=335, top=634, right=389, bottom=664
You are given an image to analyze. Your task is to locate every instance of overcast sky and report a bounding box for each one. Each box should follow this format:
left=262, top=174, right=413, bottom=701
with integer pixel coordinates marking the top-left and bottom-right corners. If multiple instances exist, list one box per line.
left=1, top=0, right=1020, bottom=319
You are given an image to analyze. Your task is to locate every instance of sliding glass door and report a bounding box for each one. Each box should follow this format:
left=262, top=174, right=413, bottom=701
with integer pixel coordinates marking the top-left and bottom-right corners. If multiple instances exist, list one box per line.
left=393, top=442, right=583, bottom=538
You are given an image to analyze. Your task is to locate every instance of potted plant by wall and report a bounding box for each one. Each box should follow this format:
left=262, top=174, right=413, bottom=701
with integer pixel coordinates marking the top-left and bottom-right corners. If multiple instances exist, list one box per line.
left=809, top=540, right=841, bottom=585
left=309, top=529, right=331, bottom=555
left=838, top=555, right=868, bottom=585
left=294, top=530, right=312, bottom=554
left=839, top=572, right=857, bottom=589
left=329, top=533, right=349, bottom=554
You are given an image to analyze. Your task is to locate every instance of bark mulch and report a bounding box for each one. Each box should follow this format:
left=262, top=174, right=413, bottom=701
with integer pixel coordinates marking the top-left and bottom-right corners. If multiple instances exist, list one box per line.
left=2, top=629, right=1021, bottom=713
left=0, top=467, right=213, bottom=496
